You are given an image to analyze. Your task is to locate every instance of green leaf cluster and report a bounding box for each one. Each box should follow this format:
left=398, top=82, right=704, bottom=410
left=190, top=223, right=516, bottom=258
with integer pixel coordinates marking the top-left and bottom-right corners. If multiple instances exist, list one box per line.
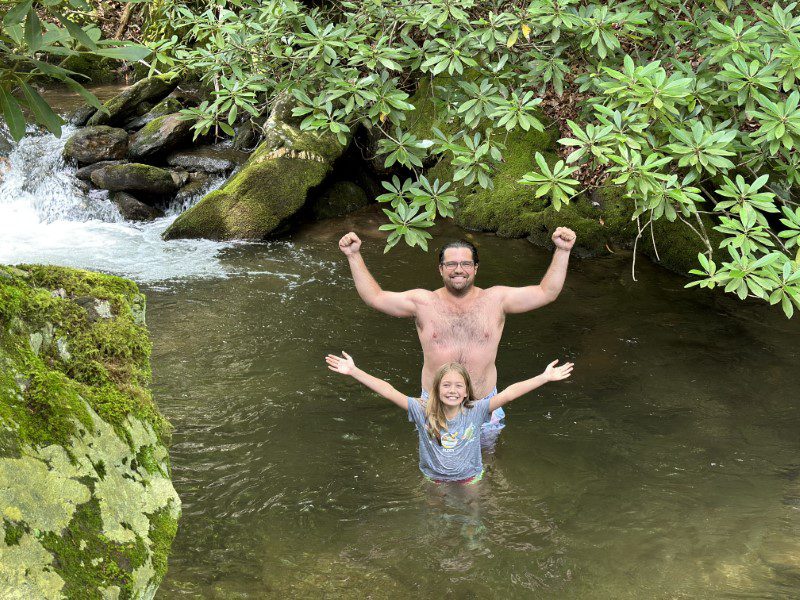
left=1, top=0, right=153, bottom=140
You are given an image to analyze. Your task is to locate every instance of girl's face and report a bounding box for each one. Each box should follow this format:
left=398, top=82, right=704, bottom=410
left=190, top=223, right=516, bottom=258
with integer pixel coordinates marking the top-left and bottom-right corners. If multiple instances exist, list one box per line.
left=438, top=370, right=467, bottom=408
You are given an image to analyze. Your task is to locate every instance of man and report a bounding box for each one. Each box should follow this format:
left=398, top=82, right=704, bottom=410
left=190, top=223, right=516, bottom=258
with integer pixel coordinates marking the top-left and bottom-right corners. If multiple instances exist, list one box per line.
left=338, top=227, right=576, bottom=442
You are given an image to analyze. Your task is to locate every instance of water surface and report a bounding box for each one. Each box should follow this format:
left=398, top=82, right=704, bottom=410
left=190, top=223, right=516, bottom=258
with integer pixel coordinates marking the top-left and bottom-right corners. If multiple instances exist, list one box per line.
left=145, top=216, right=800, bottom=598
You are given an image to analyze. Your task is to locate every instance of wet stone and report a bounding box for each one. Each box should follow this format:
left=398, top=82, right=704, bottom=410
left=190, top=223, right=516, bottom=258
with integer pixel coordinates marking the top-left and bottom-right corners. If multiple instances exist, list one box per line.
left=75, top=160, right=128, bottom=182
left=63, top=126, right=129, bottom=165
left=68, top=105, right=97, bottom=127
left=166, top=146, right=249, bottom=173
left=90, top=163, right=178, bottom=196
left=111, top=192, right=164, bottom=222
left=128, top=113, right=194, bottom=159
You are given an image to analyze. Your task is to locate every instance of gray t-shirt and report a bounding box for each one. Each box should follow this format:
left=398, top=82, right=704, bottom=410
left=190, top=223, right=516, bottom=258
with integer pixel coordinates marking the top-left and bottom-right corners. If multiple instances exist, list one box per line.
left=407, top=397, right=491, bottom=481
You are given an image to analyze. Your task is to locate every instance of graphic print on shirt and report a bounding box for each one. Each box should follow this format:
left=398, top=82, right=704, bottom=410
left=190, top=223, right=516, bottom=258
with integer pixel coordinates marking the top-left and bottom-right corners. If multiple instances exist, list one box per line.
left=441, top=431, right=459, bottom=451
left=462, top=424, right=475, bottom=442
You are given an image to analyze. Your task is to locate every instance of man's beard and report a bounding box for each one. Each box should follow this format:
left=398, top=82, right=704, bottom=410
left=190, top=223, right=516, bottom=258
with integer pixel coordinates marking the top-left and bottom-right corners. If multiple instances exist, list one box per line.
left=444, top=275, right=472, bottom=294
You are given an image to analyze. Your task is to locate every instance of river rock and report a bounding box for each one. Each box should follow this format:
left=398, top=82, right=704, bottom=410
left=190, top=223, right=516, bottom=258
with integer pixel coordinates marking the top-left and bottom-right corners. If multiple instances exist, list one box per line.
left=0, top=264, right=180, bottom=599
left=173, top=177, right=210, bottom=205
left=111, top=191, right=165, bottom=221
left=91, top=163, right=178, bottom=196
left=62, top=126, right=129, bottom=165
left=68, top=104, right=96, bottom=127
left=87, top=74, right=178, bottom=127
left=124, top=97, right=184, bottom=131
left=166, top=146, right=249, bottom=173
left=233, top=120, right=261, bottom=151
left=75, top=159, right=128, bottom=181
left=162, top=93, right=349, bottom=241
left=128, top=113, right=194, bottom=159
left=310, top=180, right=370, bottom=220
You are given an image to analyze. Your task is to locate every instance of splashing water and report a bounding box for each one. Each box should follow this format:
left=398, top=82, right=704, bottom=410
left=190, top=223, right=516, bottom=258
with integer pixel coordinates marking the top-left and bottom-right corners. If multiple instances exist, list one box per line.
left=0, top=126, right=232, bottom=284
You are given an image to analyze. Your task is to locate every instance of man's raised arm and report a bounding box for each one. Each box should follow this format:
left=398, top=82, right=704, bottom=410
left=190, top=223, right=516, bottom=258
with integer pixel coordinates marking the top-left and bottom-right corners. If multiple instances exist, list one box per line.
left=500, top=227, right=577, bottom=314
left=338, top=232, right=417, bottom=318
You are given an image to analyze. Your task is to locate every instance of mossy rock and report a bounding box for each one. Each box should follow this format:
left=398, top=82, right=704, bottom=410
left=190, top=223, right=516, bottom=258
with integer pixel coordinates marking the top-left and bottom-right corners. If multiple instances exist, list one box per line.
left=90, top=163, right=178, bottom=196
left=88, top=75, right=179, bottom=127
left=62, top=126, right=128, bottom=165
left=127, top=113, right=194, bottom=159
left=163, top=93, right=349, bottom=241
left=441, top=118, right=636, bottom=256
left=0, top=265, right=180, bottom=599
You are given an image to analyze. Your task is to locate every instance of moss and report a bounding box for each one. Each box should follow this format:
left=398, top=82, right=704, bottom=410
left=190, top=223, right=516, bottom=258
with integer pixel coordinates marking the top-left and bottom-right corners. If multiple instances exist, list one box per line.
left=90, top=163, right=177, bottom=195
left=0, top=265, right=169, bottom=448
left=39, top=497, right=149, bottom=600
left=88, top=74, right=179, bottom=127
left=406, top=77, right=460, bottom=141
left=146, top=505, right=179, bottom=583
left=163, top=155, right=331, bottom=240
left=133, top=444, right=163, bottom=477
left=3, top=518, right=29, bottom=546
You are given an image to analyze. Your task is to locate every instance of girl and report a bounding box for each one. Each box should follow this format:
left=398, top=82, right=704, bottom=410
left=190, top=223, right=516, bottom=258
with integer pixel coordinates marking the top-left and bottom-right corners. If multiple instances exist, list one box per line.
left=325, top=352, right=573, bottom=484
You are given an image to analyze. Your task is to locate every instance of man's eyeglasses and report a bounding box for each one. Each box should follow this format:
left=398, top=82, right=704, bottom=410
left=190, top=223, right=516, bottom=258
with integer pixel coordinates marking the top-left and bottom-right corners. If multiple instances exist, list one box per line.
left=441, top=261, right=476, bottom=270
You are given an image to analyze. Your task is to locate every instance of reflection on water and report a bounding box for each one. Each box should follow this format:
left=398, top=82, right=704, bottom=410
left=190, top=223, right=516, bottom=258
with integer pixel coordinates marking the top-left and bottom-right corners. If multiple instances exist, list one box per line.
left=148, top=214, right=800, bottom=598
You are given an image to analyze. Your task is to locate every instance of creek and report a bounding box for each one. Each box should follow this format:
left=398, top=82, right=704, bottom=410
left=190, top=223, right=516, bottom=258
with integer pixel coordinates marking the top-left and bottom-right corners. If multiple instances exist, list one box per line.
left=2, top=117, right=799, bottom=598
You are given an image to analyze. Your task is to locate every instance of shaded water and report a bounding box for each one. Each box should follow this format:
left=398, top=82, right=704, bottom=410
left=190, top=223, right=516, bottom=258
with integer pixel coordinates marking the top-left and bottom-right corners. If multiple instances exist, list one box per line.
left=145, top=214, right=800, bottom=598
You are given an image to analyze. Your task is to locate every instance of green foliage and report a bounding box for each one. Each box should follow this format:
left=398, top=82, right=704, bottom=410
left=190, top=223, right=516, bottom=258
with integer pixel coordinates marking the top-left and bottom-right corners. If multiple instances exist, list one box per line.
left=0, top=0, right=152, bottom=141
left=7, top=0, right=800, bottom=315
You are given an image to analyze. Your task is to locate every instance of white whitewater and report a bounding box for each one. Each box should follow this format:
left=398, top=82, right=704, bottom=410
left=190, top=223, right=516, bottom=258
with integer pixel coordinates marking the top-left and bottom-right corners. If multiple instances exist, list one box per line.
left=0, top=126, right=232, bottom=284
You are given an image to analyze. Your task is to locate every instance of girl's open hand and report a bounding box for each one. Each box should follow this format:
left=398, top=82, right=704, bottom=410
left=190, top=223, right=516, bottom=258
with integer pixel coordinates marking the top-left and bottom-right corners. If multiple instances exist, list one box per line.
left=543, top=359, right=573, bottom=382
left=326, top=351, right=355, bottom=375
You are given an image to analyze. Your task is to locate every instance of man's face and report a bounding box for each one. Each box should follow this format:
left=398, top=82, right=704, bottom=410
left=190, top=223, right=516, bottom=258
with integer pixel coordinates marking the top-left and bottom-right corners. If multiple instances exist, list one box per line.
left=439, top=247, right=478, bottom=292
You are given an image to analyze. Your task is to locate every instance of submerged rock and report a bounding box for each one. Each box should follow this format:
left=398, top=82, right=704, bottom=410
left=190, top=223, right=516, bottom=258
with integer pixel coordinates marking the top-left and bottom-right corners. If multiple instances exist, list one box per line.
left=62, top=126, right=129, bottom=165
left=90, top=163, right=178, bottom=196
left=128, top=114, right=194, bottom=159
left=162, top=94, right=349, bottom=241
left=88, top=75, right=178, bottom=127
left=0, top=264, right=180, bottom=600
left=111, top=192, right=165, bottom=222
left=166, top=146, right=249, bottom=173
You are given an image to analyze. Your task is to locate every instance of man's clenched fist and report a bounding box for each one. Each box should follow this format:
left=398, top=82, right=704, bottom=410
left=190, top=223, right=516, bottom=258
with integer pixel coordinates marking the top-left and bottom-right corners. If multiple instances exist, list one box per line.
left=339, top=232, right=362, bottom=256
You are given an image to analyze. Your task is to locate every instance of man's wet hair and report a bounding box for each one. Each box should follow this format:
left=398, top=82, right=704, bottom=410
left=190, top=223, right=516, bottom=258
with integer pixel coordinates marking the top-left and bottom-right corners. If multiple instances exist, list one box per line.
left=438, top=240, right=479, bottom=265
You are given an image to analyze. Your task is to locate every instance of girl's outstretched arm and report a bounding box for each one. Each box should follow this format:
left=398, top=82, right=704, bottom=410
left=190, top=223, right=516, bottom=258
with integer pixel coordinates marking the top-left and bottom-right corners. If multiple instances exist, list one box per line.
left=326, top=351, right=409, bottom=410
left=489, top=359, right=573, bottom=412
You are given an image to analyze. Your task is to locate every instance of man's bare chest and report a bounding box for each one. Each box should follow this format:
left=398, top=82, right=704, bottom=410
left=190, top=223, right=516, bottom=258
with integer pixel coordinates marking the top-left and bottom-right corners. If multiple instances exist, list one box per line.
left=415, top=296, right=505, bottom=347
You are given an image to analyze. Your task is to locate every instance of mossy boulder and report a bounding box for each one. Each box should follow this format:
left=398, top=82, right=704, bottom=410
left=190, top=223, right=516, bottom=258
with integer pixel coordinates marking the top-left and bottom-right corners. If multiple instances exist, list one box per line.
left=90, top=163, right=178, bottom=197
left=436, top=118, right=634, bottom=256
left=162, top=94, right=349, bottom=241
left=0, top=265, right=180, bottom=599
left=127, top=114, right=194, bottom=159
left=62, top=126, right=128, bottom=165
left=88, top=75, right=179, bottom=127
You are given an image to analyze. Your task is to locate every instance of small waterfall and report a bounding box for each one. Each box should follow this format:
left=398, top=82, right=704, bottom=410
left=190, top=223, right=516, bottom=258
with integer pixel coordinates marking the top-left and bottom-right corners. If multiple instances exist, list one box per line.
left=0, top=126, right=231, bottom=284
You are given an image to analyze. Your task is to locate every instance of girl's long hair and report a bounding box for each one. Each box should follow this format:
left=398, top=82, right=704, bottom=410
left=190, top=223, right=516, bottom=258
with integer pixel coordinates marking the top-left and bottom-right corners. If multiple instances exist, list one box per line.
left=424, top=362, right=476, bottom=444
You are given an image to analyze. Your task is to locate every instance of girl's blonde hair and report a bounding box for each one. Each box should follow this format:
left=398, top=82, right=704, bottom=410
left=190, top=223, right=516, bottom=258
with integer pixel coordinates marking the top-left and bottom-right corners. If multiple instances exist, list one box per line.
left=424, top=362, right=476, bottom=444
